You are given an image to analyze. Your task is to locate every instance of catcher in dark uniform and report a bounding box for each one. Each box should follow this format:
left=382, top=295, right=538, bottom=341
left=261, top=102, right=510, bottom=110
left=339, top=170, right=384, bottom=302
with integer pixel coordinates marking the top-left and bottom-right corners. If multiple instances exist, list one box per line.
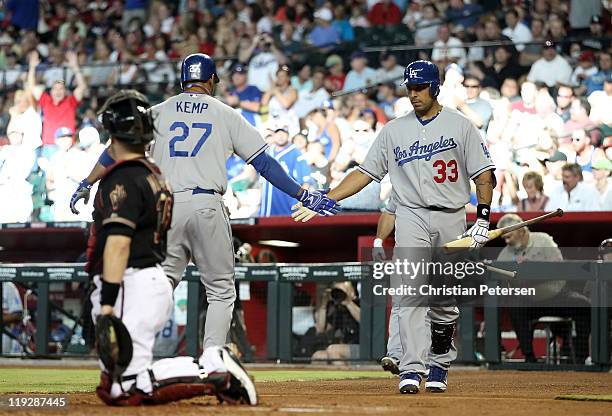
left=88, top=90, right=257, bottom=406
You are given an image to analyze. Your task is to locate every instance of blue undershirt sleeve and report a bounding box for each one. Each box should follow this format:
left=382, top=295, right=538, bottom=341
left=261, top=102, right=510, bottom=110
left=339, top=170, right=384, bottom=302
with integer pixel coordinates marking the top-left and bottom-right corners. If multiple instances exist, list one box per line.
left=250, top=151, right=302, bottom=198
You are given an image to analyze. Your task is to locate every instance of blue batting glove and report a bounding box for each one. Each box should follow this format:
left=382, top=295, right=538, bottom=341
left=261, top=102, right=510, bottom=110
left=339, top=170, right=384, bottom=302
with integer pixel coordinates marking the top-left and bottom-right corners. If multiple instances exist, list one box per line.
left=70, top=178, right=92, bottom=215
left=297, top=188, right=341, bottom=217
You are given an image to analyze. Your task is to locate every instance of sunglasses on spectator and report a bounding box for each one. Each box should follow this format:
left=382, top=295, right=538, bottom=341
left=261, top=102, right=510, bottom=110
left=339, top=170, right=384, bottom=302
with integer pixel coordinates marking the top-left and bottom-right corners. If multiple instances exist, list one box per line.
left=463, top=84, right=480, bottom=88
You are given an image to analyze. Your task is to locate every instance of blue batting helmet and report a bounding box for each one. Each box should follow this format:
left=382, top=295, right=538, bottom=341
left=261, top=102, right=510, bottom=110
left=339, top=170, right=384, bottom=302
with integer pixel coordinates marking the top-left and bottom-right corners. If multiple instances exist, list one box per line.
left=402, top=60, right=440, bottom=98
left=180, top=53, right=219, bottom=90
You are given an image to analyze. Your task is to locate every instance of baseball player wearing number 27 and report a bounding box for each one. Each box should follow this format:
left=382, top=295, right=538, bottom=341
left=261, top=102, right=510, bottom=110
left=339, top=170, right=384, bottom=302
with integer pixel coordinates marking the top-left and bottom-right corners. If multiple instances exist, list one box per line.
left=87, top=90, right=257, bottom=406
left=293, top=60, right=496, bottom=394
left=74, top=54, right=337, bottom=405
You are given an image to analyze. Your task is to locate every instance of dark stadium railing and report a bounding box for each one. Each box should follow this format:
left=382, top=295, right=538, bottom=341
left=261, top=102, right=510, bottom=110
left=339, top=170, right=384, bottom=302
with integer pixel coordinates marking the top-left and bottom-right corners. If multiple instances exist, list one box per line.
left=2, top=33, right=609, bottom=95
left=0, top=261, right=609, bottom=371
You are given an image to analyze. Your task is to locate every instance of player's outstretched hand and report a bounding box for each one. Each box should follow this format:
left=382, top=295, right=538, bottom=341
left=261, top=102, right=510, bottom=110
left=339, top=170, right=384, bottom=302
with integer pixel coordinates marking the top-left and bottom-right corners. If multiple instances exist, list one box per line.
left=291, top=202, right=317, bottom=222
left=70, top=178, right=92, bottom=215
left=459, top=218, right=490, bottom=248
left=291, top=189, right=341, bottom=222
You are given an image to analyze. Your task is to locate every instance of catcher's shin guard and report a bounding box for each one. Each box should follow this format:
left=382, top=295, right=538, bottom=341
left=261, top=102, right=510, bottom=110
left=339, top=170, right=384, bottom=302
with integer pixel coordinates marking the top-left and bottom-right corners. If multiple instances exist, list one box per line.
left=96, top=372, right=145, bottom=406
left=146, top=368, right=219, bottom=404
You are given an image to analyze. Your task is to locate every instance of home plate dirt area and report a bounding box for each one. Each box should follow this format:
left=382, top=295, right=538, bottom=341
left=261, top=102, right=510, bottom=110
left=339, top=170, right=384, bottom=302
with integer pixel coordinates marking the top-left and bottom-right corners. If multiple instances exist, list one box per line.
left=2, top=370, right=611, bottom=415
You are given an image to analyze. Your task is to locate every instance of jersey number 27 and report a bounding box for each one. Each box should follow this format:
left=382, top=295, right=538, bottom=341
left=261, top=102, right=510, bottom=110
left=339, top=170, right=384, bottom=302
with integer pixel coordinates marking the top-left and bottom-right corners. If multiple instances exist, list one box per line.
left=169, top=121, right=213, bottom=157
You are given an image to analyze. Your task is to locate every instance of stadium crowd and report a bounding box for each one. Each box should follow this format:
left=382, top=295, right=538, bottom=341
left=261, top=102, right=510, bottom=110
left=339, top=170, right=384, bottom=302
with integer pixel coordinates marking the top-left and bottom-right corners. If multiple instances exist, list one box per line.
left=0, top=0, right=610, bottom=223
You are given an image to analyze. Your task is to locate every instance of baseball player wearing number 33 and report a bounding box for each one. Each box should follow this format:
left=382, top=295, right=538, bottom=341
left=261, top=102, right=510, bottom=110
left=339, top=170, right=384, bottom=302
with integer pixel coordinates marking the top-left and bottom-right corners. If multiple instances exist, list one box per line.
left=293, top=60, right=496, bottom=394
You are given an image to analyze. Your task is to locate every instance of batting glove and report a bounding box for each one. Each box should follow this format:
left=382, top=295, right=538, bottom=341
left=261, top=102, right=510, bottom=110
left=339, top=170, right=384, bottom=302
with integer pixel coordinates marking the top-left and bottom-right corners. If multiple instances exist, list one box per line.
left=291, top=189, right=341, bottom=222
left=459, top=204, right=491, bottom=248
left=460, top=218, right=490, bottom=248
left=372, top=238, right=386, bottom=261
left=70, top=178, right=92, bottom=215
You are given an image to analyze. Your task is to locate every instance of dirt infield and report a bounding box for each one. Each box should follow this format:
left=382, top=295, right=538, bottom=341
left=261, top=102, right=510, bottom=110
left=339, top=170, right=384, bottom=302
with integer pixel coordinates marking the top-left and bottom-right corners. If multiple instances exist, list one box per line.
left=4, top=370, right=612, bottom=415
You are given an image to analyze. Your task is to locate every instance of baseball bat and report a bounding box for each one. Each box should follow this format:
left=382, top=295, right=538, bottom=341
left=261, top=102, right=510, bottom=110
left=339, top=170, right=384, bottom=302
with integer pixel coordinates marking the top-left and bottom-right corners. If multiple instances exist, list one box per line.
left=443, top=208, right=564, bottom=251
left=485, top=264, right=517, bottom=279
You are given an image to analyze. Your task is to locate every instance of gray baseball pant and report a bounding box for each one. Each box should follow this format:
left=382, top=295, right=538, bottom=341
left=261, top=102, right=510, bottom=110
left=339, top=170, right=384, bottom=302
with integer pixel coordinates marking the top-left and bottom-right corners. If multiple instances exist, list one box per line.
left=163, top=191, right=236, bottom=350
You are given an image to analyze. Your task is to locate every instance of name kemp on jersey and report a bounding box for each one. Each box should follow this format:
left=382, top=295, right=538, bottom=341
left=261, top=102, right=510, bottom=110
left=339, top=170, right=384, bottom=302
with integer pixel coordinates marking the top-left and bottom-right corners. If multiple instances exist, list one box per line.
left=176, top=101, right=209, bottom=114
left=394, top=136, right=458, bottom=166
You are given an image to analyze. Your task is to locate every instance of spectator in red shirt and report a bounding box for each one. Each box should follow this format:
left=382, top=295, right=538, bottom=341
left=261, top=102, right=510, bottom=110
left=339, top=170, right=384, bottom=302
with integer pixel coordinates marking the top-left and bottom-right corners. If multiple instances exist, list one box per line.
left=324, top=54, right=346, bottom=93
left=367, top=0, right=402, bottom=26
left=26, top=51, right=87, bottom=155
left=197, top=27, right=215, bottom=56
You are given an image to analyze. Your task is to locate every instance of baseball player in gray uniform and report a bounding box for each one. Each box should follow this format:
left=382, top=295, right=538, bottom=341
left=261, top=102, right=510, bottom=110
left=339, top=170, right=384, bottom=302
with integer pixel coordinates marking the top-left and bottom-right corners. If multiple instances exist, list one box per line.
left=374, top=194, right=430, bottom=377
left=71, top=54, right=339, bottom=376
left=294, top=60, right=495, bottom=394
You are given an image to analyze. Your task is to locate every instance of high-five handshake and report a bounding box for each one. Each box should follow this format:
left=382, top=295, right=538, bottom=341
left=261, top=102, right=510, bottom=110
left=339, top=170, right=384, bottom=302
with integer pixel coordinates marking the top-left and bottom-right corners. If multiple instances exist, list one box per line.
left=293, top=188, right=341, bottom=222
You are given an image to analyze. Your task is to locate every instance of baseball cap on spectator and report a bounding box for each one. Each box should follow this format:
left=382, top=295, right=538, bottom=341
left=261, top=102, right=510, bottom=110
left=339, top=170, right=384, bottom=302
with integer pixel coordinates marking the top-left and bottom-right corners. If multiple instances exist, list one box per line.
left=591, top=15, right=602, bottom=25
left=325, top=54, right=342, bottom=68
left=545, top=150, right=567, bottom=162
left=268, top=118, right=289, bottom=133
left=232, top=64, right=248, bottom=73
left=352, top=119, right=371, bottom=132
left=543, top=40, right=556, bottom=49
left=578, top=50, right=595, bottom=62
left=314, top=8, right=333, bottom=22
left=592, top=158, right=612, bottom=171
left=55, top=127, right=73, bottom=140
left=78, top=126, right=100, bottom=149
left=351, top=50, right=366, bottom=60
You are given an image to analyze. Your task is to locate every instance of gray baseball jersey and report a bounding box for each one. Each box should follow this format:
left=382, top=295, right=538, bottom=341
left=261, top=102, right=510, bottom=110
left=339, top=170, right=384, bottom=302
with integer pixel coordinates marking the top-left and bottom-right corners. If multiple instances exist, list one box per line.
left=150, top=93, right=268, bottom=193
left=358, top=107, right=494, bottom=209
left=381, top=191, right=397, bottom=215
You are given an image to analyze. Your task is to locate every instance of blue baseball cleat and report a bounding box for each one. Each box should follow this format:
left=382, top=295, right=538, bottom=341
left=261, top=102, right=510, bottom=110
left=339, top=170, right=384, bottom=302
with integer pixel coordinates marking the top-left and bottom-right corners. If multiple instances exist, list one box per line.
left=399, top=373, right=422, bottom=394
left=425, top=366, right=448, bottom=393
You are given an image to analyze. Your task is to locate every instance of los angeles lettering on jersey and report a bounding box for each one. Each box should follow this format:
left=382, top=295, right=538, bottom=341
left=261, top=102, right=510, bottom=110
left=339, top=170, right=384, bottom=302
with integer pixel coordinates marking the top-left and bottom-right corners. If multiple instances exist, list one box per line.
left=394, top=136, right=457, bottom=166
left=176, top=101, right=209, bottom=114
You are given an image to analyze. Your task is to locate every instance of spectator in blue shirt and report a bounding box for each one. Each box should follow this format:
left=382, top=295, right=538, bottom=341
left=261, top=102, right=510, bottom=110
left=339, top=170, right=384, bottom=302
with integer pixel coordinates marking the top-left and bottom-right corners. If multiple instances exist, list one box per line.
left=332, top=4, right=354, bottom=42
left=226, top=64, right=263, bottom=127
left=6, top=0, right=39, bottom=31
left=258, top=120, right=312, bottom=217
left=309, top=8, right=341, bottom=50
left=344, top=51, right=377, bottom=91
left=446, top=0, right=482, bottom=31
left=582, top=52, right=611, bottom=96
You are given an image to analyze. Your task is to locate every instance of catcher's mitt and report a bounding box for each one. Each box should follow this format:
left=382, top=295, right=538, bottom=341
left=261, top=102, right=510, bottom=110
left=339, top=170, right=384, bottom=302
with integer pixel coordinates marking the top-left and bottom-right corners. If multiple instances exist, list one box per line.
left=95, top=314, right=133, bottom=381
